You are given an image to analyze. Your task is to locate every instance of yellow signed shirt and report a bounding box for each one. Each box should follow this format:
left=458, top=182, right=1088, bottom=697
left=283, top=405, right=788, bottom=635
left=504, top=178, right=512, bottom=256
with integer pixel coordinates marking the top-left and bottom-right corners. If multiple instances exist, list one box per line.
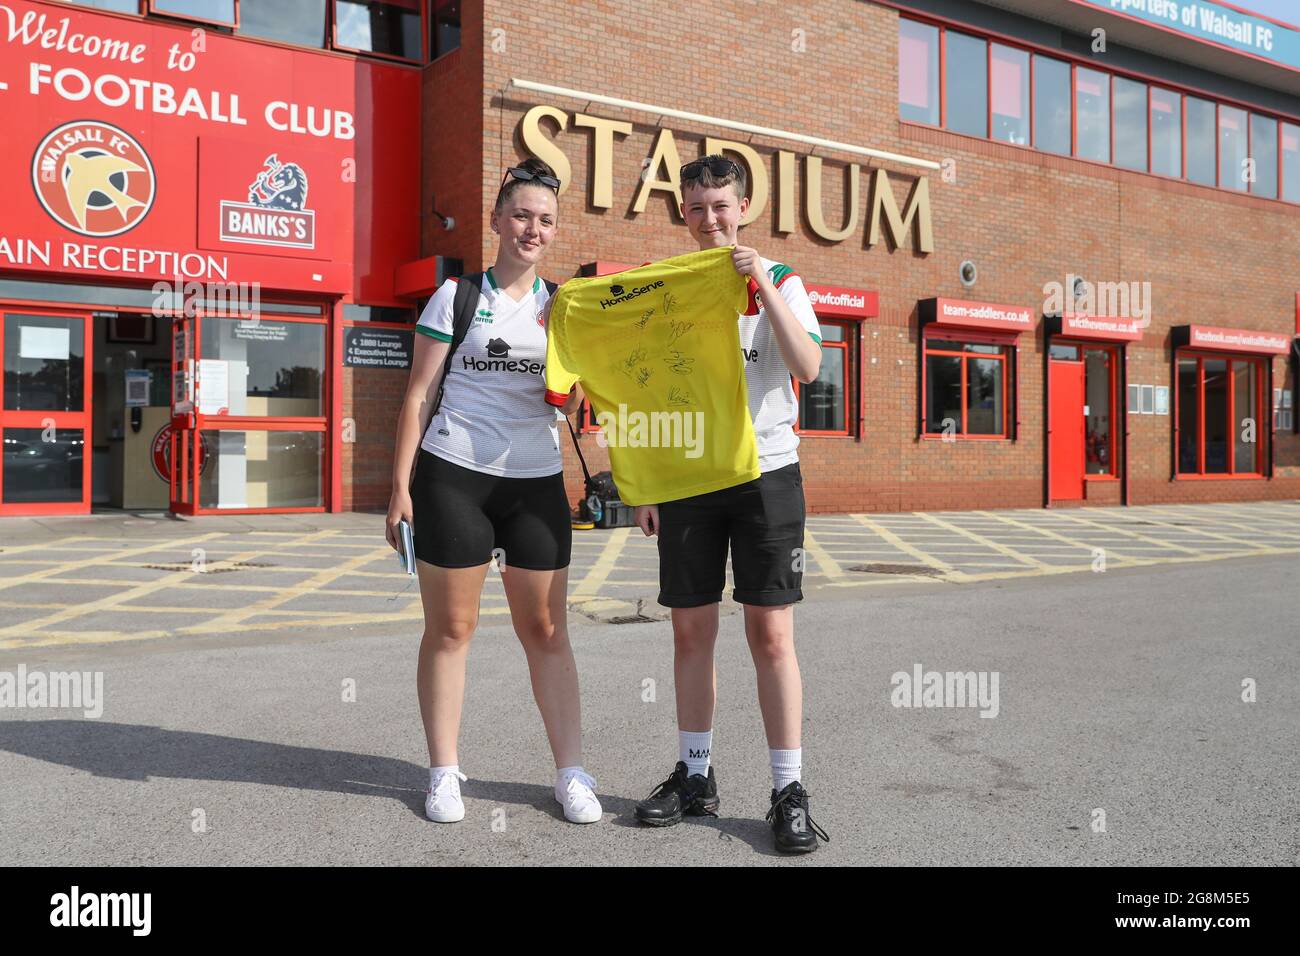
left=545, top=247, right=759, bottom=506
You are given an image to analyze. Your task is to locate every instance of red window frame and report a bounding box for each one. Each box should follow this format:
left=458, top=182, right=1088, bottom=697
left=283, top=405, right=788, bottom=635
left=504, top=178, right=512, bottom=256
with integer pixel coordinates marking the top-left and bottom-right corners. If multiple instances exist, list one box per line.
left=896, top=12, right=1300, bottom=207
left=920, top=330, right=1014, bottom=441
left=794, top=319, right=855, bottom=438
left=184, top=308, right=330, bottom=514
left=1173, top=350, right=1268, bottom=479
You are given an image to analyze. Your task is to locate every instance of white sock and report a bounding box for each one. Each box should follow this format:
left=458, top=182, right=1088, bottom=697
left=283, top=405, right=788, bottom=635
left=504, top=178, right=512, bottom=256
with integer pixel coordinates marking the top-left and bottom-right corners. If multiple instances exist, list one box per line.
left=430, top=764, right=460, bottom=786
left=679, top=730, right=712, bottom=778
left=556, top=765, right=587, bottom=785
left=770, top=748, right=801, bottom=791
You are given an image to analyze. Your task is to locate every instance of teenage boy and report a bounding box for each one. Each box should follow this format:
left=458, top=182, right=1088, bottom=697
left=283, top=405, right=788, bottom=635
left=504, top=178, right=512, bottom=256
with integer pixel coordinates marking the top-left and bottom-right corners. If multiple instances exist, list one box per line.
left=632, top=155, right=830, bottom=853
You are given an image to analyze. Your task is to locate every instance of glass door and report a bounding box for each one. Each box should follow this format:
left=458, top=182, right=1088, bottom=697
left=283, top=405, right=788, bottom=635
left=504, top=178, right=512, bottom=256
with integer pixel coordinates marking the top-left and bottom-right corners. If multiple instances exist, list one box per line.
left=0, top=309, right=93, bottom=515
left=169, top=314, right=197, bottom=515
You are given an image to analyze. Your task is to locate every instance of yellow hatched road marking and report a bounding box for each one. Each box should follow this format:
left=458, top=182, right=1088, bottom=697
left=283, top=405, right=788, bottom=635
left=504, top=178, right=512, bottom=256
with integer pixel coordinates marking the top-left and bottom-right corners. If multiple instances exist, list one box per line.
left=801, top=527, right=843, bottom=578
left=916, top=512, right=1050, bottom=568
left=0, top=532, right=228, bottom=593
left=848, top=514, right=968, bottom=581
left=571, top=527, right=631, bottom=601
left=974, top=511, right=1138, bottom=564
left=1047, top=511, right=1201, bottom=555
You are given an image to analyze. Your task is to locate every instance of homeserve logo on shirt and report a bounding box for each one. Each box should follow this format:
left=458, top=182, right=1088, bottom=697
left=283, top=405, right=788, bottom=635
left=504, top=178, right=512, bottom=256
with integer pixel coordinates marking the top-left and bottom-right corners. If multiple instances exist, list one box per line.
left=460, top=339, right=545, bottom=376
left=600, top=279, right=666, bottom=310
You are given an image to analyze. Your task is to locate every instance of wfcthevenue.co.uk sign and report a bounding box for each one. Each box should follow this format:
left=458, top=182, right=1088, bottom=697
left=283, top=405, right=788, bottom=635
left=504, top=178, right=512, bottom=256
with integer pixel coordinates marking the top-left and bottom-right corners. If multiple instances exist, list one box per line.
left=519, top=105, right=935, bottom=253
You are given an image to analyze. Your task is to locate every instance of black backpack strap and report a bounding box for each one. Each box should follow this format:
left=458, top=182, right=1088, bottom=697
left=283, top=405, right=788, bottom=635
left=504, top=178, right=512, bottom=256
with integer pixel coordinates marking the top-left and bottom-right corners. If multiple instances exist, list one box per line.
left=431, top=272, right=483, bottom=417
left=565, top=415, right=593, bottom=488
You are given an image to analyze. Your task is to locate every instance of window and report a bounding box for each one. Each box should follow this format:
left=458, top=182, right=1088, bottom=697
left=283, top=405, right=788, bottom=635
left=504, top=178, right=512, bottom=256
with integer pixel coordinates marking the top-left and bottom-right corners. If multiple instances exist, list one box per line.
left=945, top=31, right=987, bottom=138
left=1113, top=76, right=1148, bottom=172
left=1033, top=55, right=1071, bottom=156
left=238, top=0, right=327, bottom=48
left=1250, top=114, right=1278, bottom=198
left=1176, top=353, right=1265, bottom=476
left=199, top=429, right=324, bottom=509
left=150, top=0, right=234, bottom=26
left=4, top=315, right=84, bottom=412
left=1150, top=87, right=1182, bottom=178
left=1075, top=67, right=1110, bottom=163
left=55, top=1, right=140, bottom=11
left=1083, top=347, right=1118, bottom=476
left=898, top=19, right=940, bottom=126
left=1185, top=96, right=1217, bottom=186
left=199, top=318, right=325, bottom=417
left=796, top=322, right=853, bottom=435
left=431, top=0, right=461, bottom=59
left=923, top=337, right=1013, bottom=438
left=1219, top=105, right=1248, bottom=191
left=334, top=0, right=422, bottom=61
left=990, top=44, right=1029, bottom=146
left=1275, top=388, right=1294, bottom=431
left=1284, top=123, right=1300, bottom=203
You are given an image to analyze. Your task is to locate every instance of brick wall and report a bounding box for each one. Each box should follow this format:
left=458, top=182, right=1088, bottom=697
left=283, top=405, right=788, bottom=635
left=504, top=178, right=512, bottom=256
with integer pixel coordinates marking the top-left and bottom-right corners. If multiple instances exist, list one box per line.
left=409, top=0, right=1300, bottom=515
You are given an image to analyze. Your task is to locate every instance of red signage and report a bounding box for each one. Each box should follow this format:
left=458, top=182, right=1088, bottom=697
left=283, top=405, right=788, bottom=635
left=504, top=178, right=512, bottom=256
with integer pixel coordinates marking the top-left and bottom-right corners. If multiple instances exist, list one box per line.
left=806, top=284, right=878, bottom=318
left=151, top=423, right=208, bottom=481
left=1185, top=324, right=1291, bottom=354
left=929, top=297, right=1034, bottom=333
left=1060, top=313, right=1145, bottom=342
left=0, top=0, right=418, bottom=303
left=1295, top=292, right=1299, bottom=338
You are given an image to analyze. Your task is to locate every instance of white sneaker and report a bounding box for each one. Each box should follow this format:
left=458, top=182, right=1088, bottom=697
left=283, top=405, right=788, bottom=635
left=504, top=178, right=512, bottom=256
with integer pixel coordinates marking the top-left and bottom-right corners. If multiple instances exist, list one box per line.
left=555, top=769, right=602, bottom=824
left=425, top=769, right=468, bottom=823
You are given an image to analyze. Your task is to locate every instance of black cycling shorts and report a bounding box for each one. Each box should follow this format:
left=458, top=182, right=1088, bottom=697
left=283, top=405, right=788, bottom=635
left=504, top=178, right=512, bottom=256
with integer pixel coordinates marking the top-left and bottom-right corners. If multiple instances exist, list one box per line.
left=410, top=450, right=571, bottom=571
left=656, top=462, right=805, bottom=608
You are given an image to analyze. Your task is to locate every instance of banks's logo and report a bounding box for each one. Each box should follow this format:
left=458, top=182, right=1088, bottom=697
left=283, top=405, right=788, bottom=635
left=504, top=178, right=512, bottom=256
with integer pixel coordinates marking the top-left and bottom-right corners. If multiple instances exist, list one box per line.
left=219, top=153, right=316, bottom=249
left=32, top=121, right=156, bottom=237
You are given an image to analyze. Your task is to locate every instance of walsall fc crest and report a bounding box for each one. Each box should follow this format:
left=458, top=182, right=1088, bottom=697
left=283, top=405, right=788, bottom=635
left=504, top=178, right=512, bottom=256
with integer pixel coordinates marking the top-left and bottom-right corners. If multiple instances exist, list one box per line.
left=32, top=120, right=156, bottom=237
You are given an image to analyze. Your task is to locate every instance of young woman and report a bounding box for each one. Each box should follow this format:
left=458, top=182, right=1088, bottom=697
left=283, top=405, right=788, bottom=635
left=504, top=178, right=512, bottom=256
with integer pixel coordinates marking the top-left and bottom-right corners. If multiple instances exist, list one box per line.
left=386, top=158, right=601, bottom=825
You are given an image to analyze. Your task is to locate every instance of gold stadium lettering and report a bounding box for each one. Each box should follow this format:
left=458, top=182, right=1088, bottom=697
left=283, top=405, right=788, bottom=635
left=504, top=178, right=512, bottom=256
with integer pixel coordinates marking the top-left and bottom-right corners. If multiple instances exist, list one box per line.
left=517, top=104, right=933, bottom=253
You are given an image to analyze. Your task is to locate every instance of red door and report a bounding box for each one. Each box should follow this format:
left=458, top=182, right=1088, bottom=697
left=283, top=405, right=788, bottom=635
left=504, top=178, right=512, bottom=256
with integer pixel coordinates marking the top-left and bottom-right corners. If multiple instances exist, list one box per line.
left=1049, top=359, right=1085, bottom=502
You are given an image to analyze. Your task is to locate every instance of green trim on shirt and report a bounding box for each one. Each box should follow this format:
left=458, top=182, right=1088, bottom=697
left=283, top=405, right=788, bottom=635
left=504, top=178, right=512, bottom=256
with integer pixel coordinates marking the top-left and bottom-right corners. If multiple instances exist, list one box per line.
left=768, top=263, right=795, bottom=287
left=415, top=325, right=452, bottom=343
left=809, top=331, right=822, bottom=345
left=485, top=267, right=499, bottom=291
left=533, top=276, right=542, bottom=293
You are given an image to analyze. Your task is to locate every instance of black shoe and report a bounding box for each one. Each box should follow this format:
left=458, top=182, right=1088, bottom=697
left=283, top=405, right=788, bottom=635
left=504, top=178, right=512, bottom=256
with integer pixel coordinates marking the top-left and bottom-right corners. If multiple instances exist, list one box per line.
left=766, top=781, right=830, bottom=854
left=634, top=761, right=720, bottom=827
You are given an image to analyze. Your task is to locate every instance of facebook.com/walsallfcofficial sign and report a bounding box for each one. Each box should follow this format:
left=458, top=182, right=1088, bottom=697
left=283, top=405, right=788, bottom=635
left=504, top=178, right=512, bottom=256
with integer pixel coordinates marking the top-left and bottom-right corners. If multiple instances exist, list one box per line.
left=1071, top=0, right=1300, bottom=72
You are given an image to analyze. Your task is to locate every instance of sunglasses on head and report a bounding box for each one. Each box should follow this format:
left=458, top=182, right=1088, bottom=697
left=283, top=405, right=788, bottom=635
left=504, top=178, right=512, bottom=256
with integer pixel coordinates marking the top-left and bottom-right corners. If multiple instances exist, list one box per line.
left=501, top=166, right=561, bottom=191
left=680, top=157, right=740, bottom=181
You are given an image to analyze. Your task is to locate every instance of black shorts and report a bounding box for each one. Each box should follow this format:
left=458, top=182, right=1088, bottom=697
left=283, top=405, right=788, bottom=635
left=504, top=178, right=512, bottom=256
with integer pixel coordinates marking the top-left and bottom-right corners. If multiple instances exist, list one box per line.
left=656, top=462, right=805, bottom=608
left=410, top=451, right=571, bottom=571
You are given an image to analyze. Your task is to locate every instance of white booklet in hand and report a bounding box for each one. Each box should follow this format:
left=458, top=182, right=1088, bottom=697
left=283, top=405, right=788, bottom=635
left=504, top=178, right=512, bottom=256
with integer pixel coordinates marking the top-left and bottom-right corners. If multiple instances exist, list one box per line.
left=397, top=519, right=416, bottom=576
